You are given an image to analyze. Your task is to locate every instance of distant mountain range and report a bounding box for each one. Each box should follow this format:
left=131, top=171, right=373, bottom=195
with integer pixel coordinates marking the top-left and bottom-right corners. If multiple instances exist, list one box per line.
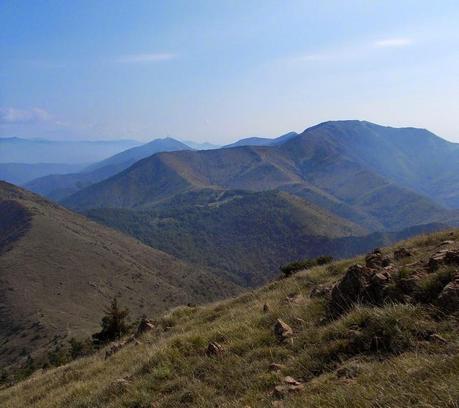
left=24, top=137, right=192, bottom=200
left=64, top=121, right=459, bottom=228
left=224, top=131, right=298, bottom=148
left=0, top=137, right=141, bottom=164
left=0, top=162, right=86, bottom=185
left=2, top=119, right=459, bottom=372
left=54, top=120, right=459, bottom=287
left=181, top=140, right=221, bottom=150
left=0, top=181, right=240, bottom=369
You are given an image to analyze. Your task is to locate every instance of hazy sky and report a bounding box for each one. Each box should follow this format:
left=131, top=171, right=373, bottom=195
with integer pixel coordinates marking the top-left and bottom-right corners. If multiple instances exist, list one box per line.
left=1, top=0, right=459, bottom=143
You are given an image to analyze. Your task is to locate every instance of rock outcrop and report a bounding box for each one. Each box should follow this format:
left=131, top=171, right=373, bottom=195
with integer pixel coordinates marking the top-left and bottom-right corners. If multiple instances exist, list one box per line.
left=328, top=264, right=392, bottom=316
left=437, top=273, right=459, bottom=312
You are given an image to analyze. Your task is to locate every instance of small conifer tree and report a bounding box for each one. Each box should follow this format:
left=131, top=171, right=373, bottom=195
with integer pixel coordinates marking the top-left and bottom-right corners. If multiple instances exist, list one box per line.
left=92, top=297, right=129, bottom=345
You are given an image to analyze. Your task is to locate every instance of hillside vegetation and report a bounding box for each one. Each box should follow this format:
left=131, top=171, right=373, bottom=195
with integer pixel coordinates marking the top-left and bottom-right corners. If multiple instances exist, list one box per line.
left=86, top=189, right=446, bottom=287
left=0, top=182, right=240, bottom=371
left=64, top=121, right=459, bottom=233
left=1, top=229, right=457, bottom=407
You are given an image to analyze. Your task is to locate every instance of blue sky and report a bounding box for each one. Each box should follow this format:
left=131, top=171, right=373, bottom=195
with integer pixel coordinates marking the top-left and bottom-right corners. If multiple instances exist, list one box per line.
left=1, top=0, right=459, bottom=143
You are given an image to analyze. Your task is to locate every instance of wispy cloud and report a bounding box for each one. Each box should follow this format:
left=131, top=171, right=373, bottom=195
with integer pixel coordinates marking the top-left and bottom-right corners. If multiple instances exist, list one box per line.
left=294, top=54, right=330, bottom=62
left=0, top=107, right=52, bottom=124
left=286, top=36, right=415, bottom=66
left=374, top=38, right=413, bottom=48
left=116, top=53, right=176, bottom=64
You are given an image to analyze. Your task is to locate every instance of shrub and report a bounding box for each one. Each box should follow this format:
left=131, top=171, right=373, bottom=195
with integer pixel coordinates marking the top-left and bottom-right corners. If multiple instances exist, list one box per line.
left=280, top=255, right=334, bottom=277
left=92, top=298, right=130, bottom=345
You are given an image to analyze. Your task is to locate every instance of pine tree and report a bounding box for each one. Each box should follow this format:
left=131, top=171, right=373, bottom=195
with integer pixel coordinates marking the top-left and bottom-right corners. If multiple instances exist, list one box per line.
left=92, top=298, right=129, bottom=345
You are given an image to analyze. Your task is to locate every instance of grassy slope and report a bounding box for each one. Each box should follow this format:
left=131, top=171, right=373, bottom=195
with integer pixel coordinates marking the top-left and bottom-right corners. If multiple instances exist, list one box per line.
left=1, top=229, right=457, bottom=407
left=0, top=182, right=240, bottom=369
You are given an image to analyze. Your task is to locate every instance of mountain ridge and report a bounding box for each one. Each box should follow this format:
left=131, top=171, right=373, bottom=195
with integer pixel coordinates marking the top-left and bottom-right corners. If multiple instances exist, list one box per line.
left=25, top=137, right=192, bottom=200
left=63, top=121, right=458, bottom=233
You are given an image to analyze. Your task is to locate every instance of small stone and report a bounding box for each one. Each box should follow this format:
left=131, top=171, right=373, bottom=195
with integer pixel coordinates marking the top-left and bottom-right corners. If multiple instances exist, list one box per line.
left=273, top=319, right=293, bottom=341
left=284, top=293, right=305, bottom=305
left=206, top=341, right=224, bottom=356
left=105, top=341, right=126, bottom=359
left=283, top=376, right=302, bottom=386
left=263, top=303, right=270, bottom=313
left=269, top=363, right=285, bottom=372
left=136, top=317, right=155, bottom=337
left=394, top=247, right=412, bottom=260
left=273, top=377, right=304, bottom=398
left=310, top=285, right=332, bottom=299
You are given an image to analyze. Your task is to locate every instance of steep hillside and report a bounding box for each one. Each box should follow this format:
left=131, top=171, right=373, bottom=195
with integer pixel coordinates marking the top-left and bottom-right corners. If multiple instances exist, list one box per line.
left=25, top=137, right=191, bottom=200
left=299, top=121, right=459, bottom=208
left=0, top=182, right=240, bottom=370
left=86, top=189, right=364, bottom=286
left=0, top=163, right=85, bottom=185
left=1, top=229, right=457, bottom=407
left=64, top=121, right=457, bottom=232
left=85, top=189, right=446, bottom=288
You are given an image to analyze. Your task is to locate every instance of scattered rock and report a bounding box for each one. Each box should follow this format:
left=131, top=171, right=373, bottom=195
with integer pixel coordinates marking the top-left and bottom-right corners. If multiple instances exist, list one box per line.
left=105, top=341, right=126, bottom=359
left=273, top=319, right=293, bottom=341
left=284, top=293, right=305, bottom=305
left=206, top=341, right=224, bottom=356
left=365, top=248, right=391, bottom=269
left=273, top=376, right=304, bottom=398
left=135, top=317, right=155, bottom=337
left=428, top=250, right=459, bottom=271
left=394, top=247, right=412, bottom=260
left=269, top=363, right=285, bottom=372
left=310, top=285, right=332, bottom=299
left=398, top=274, right=420, bottom=294
left=283, top=376, right=302, bottom=386
left=437, top=274, right=459, bottom=312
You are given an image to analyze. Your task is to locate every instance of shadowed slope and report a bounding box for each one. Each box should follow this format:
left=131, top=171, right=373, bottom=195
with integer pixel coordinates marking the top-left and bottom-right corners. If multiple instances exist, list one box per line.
left=0, top=182, right=240, bottom=369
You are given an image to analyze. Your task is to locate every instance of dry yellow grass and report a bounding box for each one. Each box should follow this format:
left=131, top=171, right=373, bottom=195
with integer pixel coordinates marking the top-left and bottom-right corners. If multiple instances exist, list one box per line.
left=0, top=229, right=458, bottom=407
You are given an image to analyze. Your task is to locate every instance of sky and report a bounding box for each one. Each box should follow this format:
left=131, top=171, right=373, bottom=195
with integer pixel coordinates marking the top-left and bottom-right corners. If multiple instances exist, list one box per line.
left=1, top=0, right=459, bottom=143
